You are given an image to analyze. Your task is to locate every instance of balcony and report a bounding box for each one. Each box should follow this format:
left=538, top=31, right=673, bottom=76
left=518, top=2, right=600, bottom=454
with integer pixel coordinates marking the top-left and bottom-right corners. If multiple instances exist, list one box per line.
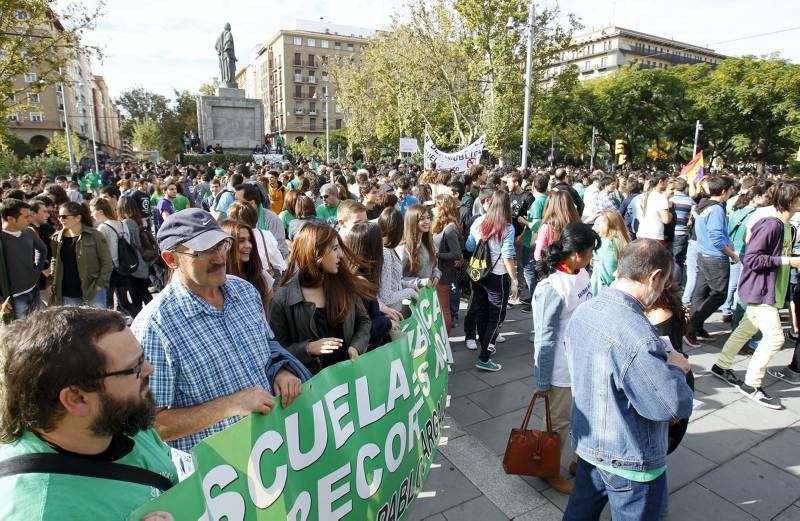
left=307, top=77, right=317, bottom=84
left=294, top=75, right=302, bottom=82
left=294, top=108, right=304, bottom=115
left=308, top=109, right=317, bottom=115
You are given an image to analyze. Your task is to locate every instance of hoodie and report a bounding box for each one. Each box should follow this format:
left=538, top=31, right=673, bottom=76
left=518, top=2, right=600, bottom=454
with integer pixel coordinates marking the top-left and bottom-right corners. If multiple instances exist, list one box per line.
left=694, top=199, right=730, bottom=259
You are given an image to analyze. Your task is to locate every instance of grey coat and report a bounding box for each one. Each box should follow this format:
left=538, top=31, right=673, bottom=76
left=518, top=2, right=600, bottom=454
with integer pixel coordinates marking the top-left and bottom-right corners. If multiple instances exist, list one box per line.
left=268, top=275, right=371, bottom=373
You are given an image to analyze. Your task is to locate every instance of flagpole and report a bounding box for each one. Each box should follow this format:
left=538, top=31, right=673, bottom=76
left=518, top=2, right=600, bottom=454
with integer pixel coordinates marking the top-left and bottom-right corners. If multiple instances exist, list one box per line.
left=692, top=120, right=702, bottom=157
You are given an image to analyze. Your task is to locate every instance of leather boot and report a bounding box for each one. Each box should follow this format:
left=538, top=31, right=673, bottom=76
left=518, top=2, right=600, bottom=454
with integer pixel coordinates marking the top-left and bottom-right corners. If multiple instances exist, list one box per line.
left=545, top=474, right=573, bottom=494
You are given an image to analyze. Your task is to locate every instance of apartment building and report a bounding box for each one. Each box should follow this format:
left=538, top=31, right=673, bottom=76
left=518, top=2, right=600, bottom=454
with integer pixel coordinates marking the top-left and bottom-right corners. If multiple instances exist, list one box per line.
left=4, top=8, right=121, bottom=161
left=549, top=25, right=727, bottom=81
left=239, top=20, right=373, bottom=145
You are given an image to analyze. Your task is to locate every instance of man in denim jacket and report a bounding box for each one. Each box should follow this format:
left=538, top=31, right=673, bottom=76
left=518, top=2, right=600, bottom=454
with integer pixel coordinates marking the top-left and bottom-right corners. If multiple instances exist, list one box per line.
left=564, top=239, right=693, bottom=520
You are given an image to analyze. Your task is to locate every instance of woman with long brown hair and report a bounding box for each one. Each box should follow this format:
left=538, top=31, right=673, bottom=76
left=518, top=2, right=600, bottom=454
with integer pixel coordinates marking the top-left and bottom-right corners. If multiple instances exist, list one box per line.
left=269, top=220, right=375, bottom=374
left=377, top=207, right=418, bottom=314
left=431, top=194, right=463, bottom=333
left=534, top=190, right=581, bottom=262
left=399, top=204, right=441, bottom=290
left=219, top=220, right=272, bottom=318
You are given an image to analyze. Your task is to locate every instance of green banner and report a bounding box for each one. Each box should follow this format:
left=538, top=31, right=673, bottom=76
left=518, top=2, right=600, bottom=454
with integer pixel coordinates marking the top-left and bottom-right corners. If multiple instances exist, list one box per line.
left=130, top=288, right=450, bottom=521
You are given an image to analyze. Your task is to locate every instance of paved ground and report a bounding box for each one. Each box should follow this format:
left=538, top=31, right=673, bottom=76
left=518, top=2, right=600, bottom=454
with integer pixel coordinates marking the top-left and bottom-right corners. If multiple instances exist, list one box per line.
left=409, top=302, right=800, bottom=521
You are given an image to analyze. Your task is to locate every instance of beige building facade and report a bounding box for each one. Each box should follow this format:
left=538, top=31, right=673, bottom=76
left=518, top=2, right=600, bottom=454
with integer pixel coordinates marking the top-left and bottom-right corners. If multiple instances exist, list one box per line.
left=549, top=25, right=726, bottom=81
left=238, top=20, right=372, bottom=147
left=5, top=8, right=122, bottom=162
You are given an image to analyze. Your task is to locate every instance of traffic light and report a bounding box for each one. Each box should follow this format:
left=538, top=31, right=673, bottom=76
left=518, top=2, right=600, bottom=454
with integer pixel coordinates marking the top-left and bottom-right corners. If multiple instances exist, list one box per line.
left=615, top=139, right=626, bottom=155
left=618, top=153, right=627, bottom=165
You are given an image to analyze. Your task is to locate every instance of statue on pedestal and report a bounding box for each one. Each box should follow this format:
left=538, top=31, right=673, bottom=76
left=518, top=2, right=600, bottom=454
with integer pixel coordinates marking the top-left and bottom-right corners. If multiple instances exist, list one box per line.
left=215, top=23, right=237, bottom=88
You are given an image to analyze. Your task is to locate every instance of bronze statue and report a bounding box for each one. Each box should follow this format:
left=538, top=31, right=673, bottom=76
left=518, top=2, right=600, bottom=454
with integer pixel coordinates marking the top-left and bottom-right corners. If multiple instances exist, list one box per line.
left=215, top=23, right=237, bottom=88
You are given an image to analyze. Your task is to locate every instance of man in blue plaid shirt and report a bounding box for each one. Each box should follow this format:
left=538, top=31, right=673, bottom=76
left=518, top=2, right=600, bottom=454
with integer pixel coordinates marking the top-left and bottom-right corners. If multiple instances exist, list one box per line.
left=132, top=209, right=311, bottom=452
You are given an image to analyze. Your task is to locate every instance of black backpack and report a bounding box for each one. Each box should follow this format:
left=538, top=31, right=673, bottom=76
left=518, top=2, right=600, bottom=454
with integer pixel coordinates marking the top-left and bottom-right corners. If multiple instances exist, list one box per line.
left=137, top=225, right=159, bottom=264
left=467, top=239, right=499, bottom=283
left=103, top=223, right=140, bottom=276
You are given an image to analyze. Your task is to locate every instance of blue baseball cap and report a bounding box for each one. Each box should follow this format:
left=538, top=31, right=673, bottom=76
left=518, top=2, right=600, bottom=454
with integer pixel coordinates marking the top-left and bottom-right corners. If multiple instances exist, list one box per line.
left=157, top=208, right=231, bottom=252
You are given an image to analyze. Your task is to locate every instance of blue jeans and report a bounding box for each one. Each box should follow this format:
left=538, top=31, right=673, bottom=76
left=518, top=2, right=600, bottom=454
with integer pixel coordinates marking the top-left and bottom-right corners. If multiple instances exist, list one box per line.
left=672, top=234, right=688, bottom=285
left=681, top=239, right=698, bottom=305
left=721, top=261, right=743, bottom=316
left=522, top=246, right=537, bottom=301
left=449, top=281, right=461, bottom=320
left=62, top=288, right=108, bottom=308
left=564, top=458, right=667, bottom=521
left=11, top=288, right=40, bottom=320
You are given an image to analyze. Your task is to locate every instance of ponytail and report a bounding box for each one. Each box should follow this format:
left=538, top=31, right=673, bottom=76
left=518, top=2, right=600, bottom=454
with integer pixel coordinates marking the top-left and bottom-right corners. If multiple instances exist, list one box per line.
left=536, top=222, right=601, bottom=279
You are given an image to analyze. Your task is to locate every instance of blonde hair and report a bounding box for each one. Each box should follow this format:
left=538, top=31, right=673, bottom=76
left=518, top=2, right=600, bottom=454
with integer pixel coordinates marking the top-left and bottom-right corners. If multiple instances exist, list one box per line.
left=595, top=209, right=630, bottom=260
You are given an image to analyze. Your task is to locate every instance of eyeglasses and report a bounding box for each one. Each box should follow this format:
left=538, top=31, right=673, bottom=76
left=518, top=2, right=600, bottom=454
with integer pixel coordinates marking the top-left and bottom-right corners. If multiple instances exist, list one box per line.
left=321, top=194, right=330, bottom=200
left=96, top=355, right=146, bottom=380
left=173, top=238, right=232, bottom=258
left=58, top=214, right=77, bottom=220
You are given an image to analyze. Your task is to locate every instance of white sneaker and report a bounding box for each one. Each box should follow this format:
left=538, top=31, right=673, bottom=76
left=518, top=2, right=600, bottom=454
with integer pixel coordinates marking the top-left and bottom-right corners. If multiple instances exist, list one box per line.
left=466, top=339, right=478, bottom=350
left=496, top=334, right=507, bottom=343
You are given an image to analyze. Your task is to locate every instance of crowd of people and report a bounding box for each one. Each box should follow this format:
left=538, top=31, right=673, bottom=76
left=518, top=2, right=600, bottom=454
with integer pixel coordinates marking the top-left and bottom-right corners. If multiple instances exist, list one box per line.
left=0, top=157, right=798, bottom=519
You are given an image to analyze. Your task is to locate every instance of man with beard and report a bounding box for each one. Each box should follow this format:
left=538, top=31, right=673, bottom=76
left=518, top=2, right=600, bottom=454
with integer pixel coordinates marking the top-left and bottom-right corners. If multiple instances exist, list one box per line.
left=132, top=209, right=311, bottom=452
left=0, top=306, right=177, bottom=520
left=563, top=239, right=693, bottom=520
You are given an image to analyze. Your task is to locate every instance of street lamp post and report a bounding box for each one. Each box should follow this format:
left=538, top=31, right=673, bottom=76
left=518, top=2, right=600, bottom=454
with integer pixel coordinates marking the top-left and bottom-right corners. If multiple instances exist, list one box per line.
left=325, top=93, right=330, bottom=164
left=693, top=120, right=702, bottom=157
left=87, top=100, right=100, bottom=176
left=590, top=126, right=597, bottom=170
left=59, top=82, right=76, bottom=174
left=519, top=1, right=535, bottom=170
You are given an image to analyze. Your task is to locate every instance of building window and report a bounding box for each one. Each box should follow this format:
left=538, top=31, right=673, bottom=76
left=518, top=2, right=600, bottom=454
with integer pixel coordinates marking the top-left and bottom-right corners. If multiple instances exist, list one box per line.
left=294, top=53, right=301, bottom=65
left=322, top=71, right=329, bottom=82
left=308, top=39, right=315, bottom=47
left=347, top=43, right=354, bottom=52
left=308, top=54, right=315, bottom=67
left=15, top=9, right=28, bottom=20
left=308, top=86, right=316, bottom=99
left=334, top=41, right=341, bottom=50
left=295, top=103, right=304, bottom=115
left=294, top=70, right=302, bottom=82
left=309, top=102, right=316, bottom=115
left=321, top=40, right=329, bottom=49
left=293, top=36, right=302, bottom=45
left=308, top=71, right=316, bottom=83
left=600, top=57, right=607, bottom=69
left=309, top=117, right=316, bottom=130
left=29, top=112, right=43, bottom=122
left=296, top=117, right=304, bottom=129
left=24, top=72, right=37, bottom=83
left=336, top=119, right=342, bottom=130
left=294, top=85, right=302, bottom=98
left=28, top=93, right=40, bottom=103
left=335, top=103, right=341, bottom=113
left=7, top=114, right=19, bottom=122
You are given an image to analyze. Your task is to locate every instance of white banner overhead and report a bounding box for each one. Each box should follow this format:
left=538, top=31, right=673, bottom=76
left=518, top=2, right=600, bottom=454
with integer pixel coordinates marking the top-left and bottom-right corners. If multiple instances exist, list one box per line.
left=423, top=133, right=486, bottom=172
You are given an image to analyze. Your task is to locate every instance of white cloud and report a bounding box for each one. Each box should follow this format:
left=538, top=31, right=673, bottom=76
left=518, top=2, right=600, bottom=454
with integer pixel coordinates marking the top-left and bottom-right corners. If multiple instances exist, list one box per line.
left=84, top=0, right=799, bottom=102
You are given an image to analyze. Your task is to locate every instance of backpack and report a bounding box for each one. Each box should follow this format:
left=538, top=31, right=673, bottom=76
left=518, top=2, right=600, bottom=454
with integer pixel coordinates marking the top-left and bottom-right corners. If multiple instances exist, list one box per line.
left=138, top=225, right=159, bottom=263
left=467, top=238, right=499, bottom=283
left=102, top=223, right=140, bottom=276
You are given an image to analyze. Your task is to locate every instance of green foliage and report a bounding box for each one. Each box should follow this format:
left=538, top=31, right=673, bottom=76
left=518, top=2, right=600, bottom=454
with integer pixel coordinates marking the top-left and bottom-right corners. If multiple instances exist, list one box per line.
left=199, top=78, right=220, bottom=96
left=290, top=138, right=323, bottom=161
left=131, top=119, right=161, bottom=153
left=180, top=153, right=254, bottom=167
left=335, top=0, right=579, bottom=160
left=45, top=129, right=86, bottom=163
left=0, top=154, right=69, bottom=179
left=1, top=133, right=33, bottom=158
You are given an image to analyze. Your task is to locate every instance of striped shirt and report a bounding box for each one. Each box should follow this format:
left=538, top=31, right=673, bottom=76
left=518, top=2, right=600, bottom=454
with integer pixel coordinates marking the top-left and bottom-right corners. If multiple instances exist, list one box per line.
left=671, top=191, right=695, bottom=235
left=131, top=275, right=311, bottom=451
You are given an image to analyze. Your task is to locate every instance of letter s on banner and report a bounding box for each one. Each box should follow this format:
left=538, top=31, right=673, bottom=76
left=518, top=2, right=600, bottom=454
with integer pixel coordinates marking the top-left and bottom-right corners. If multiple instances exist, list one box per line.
left=201, top=465, right=245, bottom=521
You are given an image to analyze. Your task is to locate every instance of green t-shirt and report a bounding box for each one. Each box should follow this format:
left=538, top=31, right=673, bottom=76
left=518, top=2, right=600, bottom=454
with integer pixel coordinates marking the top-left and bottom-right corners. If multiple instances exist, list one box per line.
left=728, top=206, right=756, bottom=255
left=588, top=457, right=667, bottom=482
left=150, top=194, right=162, bottom=208
left=85, top=172, right=101, bottom=191
left=316, top=203, right=339, bottom=226
left=591, top=237, right=621, bottom=296
left=774, top=223, right=792, bottom=309
left=171, top=194, right=191, bottom=212
left=573, top=183, right=586, bottom=199
left=279, top=210, right=295, bottom=232
left=522, top=196, right=547, bottom=248
left=0, top=429, right=177, bottom=520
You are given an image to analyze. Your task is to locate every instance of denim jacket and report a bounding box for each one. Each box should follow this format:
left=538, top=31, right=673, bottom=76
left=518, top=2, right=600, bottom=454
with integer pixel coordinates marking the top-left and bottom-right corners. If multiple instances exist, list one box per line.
left=566, top=286, right=693, bottom=471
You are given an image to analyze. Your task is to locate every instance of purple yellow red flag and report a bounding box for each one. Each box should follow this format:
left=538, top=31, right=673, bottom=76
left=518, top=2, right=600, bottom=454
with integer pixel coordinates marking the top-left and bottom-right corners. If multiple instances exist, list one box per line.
left=680, top=151, right=704, bottom=185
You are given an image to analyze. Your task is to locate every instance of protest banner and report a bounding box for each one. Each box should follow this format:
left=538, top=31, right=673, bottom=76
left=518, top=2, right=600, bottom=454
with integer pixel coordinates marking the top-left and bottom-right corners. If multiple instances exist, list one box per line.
left=399, top=138, right=419, bottom=154
left=129, top=288, right=450, bottom=521
left=423, top=133, right=485, bottom=172
left=253, top=154, right=286, bottom=166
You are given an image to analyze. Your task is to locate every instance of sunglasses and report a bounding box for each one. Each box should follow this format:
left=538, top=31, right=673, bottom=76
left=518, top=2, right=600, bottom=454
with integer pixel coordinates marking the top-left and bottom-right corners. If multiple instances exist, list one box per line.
left=321, top=194, right=330, bottom=200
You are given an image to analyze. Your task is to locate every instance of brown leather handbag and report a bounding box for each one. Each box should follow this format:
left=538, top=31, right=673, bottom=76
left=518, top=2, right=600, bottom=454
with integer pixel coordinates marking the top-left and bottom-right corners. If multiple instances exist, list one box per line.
left=502, top=390, right=561, bottom=477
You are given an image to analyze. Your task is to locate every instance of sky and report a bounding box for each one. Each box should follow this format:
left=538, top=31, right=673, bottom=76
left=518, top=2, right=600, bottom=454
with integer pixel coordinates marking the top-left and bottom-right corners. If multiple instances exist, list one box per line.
left=82, top=0, right=800, bottom=102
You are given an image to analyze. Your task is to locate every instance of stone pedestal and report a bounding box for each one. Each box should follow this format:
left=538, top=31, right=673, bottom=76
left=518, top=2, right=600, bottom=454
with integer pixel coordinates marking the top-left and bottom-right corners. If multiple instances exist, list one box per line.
left=196, top=88, right=264, bottom=154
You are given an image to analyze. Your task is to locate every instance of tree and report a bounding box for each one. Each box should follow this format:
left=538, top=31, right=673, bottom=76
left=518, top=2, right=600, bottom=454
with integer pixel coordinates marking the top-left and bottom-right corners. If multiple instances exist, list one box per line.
left=0, top=0, right=104, bottom=135
left=45, top=129, right=85, bottom=162
left=131, top=119, right=161, bottom=153
left=160, top=89, right=198, bottom=156
left=116, top=87, right=170, bottom=138
left=199, top=78, right=220, bottom=96
left=335, top=0, right=579, bottom=160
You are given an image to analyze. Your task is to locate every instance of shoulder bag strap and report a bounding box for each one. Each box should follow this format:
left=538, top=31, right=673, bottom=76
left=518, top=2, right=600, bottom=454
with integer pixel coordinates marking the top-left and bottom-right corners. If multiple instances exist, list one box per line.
left=257, top=230, right=273, bottom=271
left=0, top=452, right=173, bottom=491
